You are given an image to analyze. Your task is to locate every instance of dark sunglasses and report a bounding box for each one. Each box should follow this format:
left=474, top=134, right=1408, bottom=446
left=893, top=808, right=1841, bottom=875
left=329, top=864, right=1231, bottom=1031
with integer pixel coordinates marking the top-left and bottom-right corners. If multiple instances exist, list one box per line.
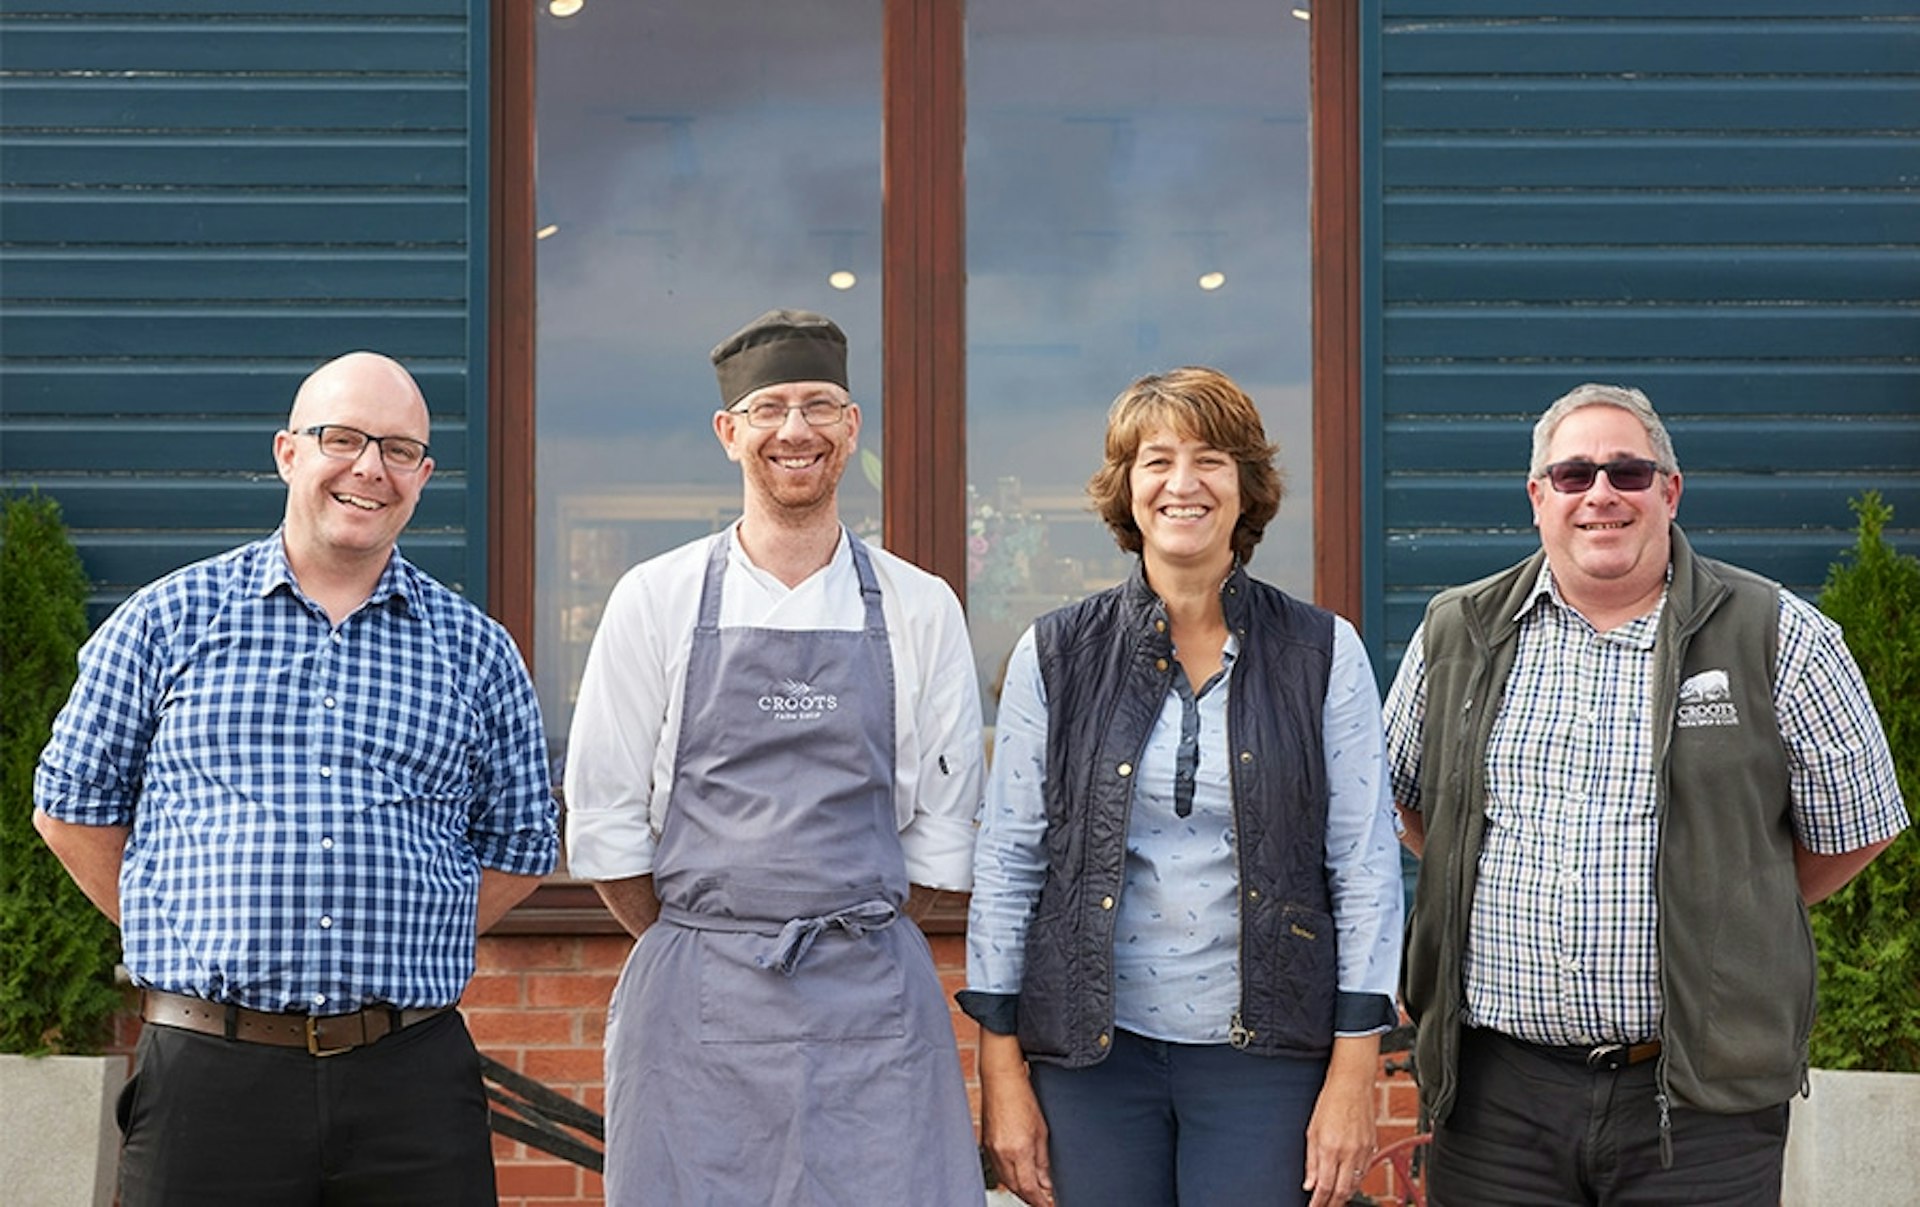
left=1542, top=458, right=1663, bottom=493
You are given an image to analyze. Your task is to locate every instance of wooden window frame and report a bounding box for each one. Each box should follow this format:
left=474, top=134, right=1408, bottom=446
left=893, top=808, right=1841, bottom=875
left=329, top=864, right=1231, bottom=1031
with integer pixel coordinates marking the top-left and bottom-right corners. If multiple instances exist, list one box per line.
left=487, top=0, right=1363, bottom=931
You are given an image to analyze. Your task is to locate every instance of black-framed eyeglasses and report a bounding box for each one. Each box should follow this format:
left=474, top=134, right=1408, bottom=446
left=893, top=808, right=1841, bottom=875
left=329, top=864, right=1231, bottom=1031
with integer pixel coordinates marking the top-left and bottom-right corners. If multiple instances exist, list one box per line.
left=1541, top=457, right=1664, bottom=494
left=730, top=399, right=848, bottom=429
left=299, top=424, right=431, bottom=472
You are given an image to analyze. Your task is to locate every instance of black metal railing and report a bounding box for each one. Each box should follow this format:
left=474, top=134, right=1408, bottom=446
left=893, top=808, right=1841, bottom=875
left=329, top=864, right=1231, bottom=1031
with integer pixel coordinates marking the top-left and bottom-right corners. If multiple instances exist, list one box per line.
left=481, top=1054, right=606, bottom=1172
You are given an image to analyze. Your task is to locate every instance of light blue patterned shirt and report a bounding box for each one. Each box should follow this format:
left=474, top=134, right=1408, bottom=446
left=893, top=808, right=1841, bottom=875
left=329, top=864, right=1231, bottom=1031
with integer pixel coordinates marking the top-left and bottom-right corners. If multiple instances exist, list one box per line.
left=35, top=534, right=559, bottom=1013
left=968, top=615, right=1404, bottom=1042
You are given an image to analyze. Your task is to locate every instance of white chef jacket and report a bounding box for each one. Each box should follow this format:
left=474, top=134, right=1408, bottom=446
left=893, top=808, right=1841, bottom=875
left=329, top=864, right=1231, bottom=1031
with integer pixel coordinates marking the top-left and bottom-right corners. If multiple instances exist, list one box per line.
left=564, top=523, right=983, bottom=891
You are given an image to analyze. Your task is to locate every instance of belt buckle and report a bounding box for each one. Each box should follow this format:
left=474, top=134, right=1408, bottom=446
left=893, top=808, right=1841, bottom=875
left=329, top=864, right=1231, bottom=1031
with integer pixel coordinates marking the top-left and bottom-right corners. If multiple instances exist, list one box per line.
left=1585, top=1043, right=1627, bottom=1071
left=305, top=1015, right=354, bottom=1058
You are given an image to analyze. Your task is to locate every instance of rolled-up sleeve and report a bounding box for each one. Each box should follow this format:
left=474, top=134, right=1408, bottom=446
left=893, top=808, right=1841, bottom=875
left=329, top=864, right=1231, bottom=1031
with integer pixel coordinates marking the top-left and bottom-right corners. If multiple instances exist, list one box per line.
left=34, top=598, right=162, bottom=826
left=467, top=628, right=559, bottom=876
left=564, top=567, right=669, bottom=880
left=893, top=573, right=985, bottom=892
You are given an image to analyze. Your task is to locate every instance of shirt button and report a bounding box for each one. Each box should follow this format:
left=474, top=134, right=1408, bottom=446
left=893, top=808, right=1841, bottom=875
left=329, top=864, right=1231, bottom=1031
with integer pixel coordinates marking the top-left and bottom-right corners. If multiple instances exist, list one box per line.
left=1117, top=762, right=1133, bottom=778
left=331, top=632, right=343, bottom=644
left=1155, top=658, right=1169, bottom=672
left=1247, top=888, right=1261, bottom=901
left=319, top=766, right=333, bottom=779
left=1240, top=751, right=1254, bottom=764
left=312, top=993, right=327, bottom=1007
left=319, top=916, right=333, bottom=929
left=323, top=696, right=336, bottom=708
left=321, top=837, right=335, bottom=851
left=1100, top=896, right=1115, bottom=910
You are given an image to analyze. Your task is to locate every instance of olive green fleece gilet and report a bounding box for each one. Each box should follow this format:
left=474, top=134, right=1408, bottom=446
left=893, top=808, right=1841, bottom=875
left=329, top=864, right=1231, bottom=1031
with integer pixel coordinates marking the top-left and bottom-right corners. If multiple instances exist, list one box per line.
left=1402, top=527, right=1810, bottom=1124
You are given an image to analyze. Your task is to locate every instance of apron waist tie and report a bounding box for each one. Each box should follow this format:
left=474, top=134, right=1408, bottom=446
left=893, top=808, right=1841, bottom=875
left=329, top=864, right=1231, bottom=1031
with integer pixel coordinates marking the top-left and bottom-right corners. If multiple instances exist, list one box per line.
left=657, top=899, right=900, bottom=976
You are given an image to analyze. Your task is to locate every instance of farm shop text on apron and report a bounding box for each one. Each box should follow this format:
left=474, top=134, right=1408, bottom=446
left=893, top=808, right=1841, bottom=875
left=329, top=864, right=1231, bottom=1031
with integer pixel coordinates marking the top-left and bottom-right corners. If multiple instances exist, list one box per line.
left=603, top=532, right=980, bottom=1206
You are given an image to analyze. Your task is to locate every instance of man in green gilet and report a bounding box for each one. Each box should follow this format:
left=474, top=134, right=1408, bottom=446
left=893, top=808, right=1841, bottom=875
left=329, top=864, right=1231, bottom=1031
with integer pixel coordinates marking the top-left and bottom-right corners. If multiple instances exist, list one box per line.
left=1386, top=382, right=1906, bottom=1205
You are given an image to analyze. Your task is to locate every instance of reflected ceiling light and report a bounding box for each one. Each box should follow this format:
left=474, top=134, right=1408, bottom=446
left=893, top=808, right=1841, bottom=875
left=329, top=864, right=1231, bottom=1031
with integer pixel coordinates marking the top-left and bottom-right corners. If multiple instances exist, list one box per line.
left=550, top=0, right=583, bottom=17
left=1291, top=6, right=1311, bottom=19
left=828, top=270, right=857, bottom=291
left=1198, top=271, right=1227, bottom=292
left=536, top=224, right=560, bottom=240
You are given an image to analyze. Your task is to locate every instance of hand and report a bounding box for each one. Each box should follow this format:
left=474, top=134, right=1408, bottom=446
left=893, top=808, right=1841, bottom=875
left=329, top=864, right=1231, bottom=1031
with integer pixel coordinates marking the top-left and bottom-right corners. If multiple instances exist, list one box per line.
left=979, top=1031, right=1054, bottom=1205
left=1303, top=1036, right=1379, bottom=1207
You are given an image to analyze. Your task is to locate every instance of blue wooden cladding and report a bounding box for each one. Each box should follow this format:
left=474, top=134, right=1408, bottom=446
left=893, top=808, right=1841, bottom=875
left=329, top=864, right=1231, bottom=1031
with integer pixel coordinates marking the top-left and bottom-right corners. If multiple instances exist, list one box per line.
left=0, top=194, right=470, bottom=245
left=0, top=81, right=471, bottom=132
left=1374, top=1, right=1920, bottom=667
left=0, top=2, right=484, bottom=613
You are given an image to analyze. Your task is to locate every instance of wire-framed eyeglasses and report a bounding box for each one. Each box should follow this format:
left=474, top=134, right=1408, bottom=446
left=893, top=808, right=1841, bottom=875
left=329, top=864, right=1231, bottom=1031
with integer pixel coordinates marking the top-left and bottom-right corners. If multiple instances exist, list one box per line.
left=729, top=399, right=848, bottom=429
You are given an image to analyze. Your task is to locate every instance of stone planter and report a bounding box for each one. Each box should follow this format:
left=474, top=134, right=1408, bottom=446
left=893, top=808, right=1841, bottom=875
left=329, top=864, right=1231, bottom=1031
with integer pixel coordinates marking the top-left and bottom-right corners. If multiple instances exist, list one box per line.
left=0, top=1053, right=126, bottom=1207
left=1783, top=1066, right=1920, bottom=1206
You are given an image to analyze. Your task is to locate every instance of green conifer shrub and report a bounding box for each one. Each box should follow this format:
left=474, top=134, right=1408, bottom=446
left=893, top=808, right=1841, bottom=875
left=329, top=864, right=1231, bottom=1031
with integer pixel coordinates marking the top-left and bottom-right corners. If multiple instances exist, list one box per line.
left=1809, top=491, right=1920, bottom=1072
left=0, top=493, right=124, bottom=1054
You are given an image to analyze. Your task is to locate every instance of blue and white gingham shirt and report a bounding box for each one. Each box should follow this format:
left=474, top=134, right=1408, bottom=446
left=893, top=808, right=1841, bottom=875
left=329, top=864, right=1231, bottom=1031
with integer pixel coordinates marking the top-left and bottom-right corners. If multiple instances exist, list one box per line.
left=1386, top=567, right=1907, bottom=1047
left=35, top=534, right=558, bottom=1014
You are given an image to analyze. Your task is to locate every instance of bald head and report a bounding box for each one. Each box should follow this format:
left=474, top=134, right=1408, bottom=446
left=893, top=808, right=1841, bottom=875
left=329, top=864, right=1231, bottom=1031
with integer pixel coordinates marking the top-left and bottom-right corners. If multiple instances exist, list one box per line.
left=288, top=351, right=430, bottom=439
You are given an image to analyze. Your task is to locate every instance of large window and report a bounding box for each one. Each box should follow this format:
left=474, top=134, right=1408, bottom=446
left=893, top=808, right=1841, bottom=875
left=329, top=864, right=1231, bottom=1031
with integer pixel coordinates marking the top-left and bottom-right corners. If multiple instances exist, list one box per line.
left=533, top=0, right=883, bottom=736
left=964, top=1, right=1313, bottom=713
left=522, top=0, right=1341, bottom=751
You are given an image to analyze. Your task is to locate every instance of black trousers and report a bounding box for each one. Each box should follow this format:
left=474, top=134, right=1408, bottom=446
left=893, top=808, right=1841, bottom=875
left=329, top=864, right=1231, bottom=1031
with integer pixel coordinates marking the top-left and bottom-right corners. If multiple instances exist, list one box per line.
left=1429, top=1027, right=1787, bottom=1207
left=117, top=1009, right=495, bottom=1207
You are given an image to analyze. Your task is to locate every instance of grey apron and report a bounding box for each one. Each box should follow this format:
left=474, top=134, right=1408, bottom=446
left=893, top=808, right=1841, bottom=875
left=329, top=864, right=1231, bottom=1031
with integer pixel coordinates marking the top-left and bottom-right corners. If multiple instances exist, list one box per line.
left=603, top=532, right=981, bottom=1206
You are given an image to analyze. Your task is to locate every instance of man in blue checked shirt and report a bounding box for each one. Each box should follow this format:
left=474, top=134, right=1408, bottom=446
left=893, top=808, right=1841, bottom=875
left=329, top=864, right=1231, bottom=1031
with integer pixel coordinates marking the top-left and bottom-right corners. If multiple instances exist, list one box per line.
left=34, top=350, right=559, bottom=1206
left=1388, top=382, right=1907, bottom=1206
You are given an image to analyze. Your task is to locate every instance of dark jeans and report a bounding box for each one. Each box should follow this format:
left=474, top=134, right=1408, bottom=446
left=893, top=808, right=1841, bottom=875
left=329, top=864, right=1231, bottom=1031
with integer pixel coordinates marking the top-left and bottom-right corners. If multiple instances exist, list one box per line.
left=1430, top=1027, right=1787, bottom=1207
left=117, top=1009, right=495, bottom=1207
left=1028, top=1027, right=1328, bottom=1207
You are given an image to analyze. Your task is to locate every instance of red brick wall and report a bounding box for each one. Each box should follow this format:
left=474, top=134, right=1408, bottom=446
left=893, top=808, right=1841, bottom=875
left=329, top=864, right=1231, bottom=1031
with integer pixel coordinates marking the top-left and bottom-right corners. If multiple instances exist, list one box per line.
left=478, top=931, right=1425, bottom=1207
left=472, top=933, right=628, bottom=1205
left=99, top=932, right=1420, bottom=1205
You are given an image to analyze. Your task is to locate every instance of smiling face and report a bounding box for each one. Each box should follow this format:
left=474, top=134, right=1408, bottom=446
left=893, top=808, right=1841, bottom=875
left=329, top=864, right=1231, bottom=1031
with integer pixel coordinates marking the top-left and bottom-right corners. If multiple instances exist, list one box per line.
left=1129, top=426, right=1243, bottom=578
left=714, top=380, right=858, bottom=523
left=274, top=352, right=433, bottom=576
left=1528, top=402, right=1682, bottom=621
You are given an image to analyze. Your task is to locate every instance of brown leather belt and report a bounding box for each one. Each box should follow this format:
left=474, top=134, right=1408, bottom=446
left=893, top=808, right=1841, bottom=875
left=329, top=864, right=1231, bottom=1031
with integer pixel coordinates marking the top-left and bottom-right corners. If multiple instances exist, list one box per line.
left=141, top=989, right=453, bottom=1057
left=1483, top=1028, right=1662, bottom=1072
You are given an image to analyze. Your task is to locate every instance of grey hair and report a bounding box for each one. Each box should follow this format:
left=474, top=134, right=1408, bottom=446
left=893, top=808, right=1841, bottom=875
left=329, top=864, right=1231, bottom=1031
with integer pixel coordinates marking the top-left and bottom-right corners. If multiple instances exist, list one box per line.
left=1529, top=383, right=1680, bottom=479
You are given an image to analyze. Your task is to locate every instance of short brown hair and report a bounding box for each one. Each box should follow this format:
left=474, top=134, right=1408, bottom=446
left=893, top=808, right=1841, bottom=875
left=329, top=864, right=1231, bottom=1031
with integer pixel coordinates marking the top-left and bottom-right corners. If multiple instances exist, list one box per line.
left=1086, top=366, right=1283, bottom=565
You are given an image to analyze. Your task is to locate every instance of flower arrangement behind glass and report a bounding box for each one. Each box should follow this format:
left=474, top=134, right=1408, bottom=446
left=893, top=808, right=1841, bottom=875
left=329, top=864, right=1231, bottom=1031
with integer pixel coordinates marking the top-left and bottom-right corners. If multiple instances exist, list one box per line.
left=967, top=477, right=1050, bottom=622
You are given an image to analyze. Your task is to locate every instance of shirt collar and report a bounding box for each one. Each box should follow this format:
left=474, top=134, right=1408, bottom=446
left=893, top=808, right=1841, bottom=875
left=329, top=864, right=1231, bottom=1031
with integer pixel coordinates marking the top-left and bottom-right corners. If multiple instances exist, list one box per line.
left=252, top=530, right=417, bottom=616
left=1524, top=562, right=1669, bottom=647
left=725, top=519, right=850, bottom=588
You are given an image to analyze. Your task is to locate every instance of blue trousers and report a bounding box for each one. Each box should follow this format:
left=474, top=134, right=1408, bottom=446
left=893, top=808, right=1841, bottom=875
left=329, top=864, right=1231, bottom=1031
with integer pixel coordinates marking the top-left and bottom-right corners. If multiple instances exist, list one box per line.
left=1028, top=1027, right=1329, bottom=1207
left=1430, top=1027, right=1787, bottom=1206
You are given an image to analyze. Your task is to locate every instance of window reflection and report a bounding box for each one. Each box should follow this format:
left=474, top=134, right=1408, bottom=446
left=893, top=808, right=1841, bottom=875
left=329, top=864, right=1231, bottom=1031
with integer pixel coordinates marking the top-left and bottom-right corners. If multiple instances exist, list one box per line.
left=965, top=0, right=1313, bottom=720
left=534, top=0, right=883, bottom=740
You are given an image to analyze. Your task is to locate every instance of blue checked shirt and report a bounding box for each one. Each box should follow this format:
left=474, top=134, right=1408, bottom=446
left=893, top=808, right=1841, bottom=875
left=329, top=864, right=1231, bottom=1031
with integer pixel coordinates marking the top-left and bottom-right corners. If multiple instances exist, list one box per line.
left=35, top=535, right=558, bottom=1014
left=1386, top=567, right=1907, bottom=1047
